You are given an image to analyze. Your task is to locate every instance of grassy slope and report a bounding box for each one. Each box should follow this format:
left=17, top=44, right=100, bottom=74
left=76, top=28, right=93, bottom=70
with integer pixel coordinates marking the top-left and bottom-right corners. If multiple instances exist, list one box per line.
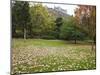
left=11, top=39, right=96, bottom=74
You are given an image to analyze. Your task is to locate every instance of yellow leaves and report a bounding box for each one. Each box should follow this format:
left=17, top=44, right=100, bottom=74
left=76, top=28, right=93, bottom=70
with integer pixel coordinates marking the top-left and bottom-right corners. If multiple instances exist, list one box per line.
left=11, top=39, right=96, bottom=74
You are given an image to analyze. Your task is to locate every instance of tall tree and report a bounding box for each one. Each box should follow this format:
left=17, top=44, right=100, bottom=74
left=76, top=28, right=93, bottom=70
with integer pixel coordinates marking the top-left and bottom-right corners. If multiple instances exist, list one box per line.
left=55, top=17, right=63, bottom=39
left=29, top=4, right=55, bottom=38
left=12, top=1, right=30, bottom=39
left=75, top=5, right=96, bottom=50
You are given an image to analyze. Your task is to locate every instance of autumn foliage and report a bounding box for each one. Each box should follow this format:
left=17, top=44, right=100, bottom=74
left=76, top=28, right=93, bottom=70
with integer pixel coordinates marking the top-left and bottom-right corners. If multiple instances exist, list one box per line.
left=75, top=5, right=96, bottom=50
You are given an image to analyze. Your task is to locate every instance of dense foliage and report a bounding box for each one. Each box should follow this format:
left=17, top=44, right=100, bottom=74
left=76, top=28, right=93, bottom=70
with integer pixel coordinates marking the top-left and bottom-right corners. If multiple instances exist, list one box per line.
left=60, top=17, right=86, bottom=43
left=75, top=5, right=96, bottom=49
left=29, top=4, right=55, bottom=39
left=12, top=1, right=31, bottom=39
left=12, top=1, right=95, bottom=42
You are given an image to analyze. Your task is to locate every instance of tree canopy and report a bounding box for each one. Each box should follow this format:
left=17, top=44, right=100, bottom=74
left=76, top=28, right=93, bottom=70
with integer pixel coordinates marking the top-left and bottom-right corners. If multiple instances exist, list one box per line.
left=12, top=1, right=31, bottom=39
left=75, top=5, right=96, bottom=40
left=12, top=1, right=96, bottom=44
left=29, top=4, right=55, bottom=38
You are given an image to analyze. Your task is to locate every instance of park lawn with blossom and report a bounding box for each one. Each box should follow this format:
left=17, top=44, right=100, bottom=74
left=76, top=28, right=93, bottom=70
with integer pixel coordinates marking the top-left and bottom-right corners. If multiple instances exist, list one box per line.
left=11, top=39, right=96, bottom=74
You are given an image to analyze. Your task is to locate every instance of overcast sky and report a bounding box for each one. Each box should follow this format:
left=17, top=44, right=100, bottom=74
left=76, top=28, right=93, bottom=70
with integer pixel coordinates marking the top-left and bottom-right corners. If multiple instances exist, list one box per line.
left=24, top=0, right=96, bottom=5
left=42, top=3, right=78, bottom=15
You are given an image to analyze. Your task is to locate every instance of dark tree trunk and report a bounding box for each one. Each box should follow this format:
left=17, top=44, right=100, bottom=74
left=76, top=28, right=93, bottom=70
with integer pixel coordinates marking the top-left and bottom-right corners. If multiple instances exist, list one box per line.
left=93, top=37, right=96, bottom=51
left=12, top=29, right=16, bottom=37
left=91, top=41, right=94, bottom=51
left=74, top=39, right=77, bottom=44
left=91, top=36, right=96, bottom=51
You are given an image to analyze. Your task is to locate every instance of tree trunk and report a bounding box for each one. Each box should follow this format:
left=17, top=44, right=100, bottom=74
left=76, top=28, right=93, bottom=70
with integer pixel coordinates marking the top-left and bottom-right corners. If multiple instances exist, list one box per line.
left=91, top=37, right=96, bottom=51
left=91, top=40, right=95, bottom=51
left=24, top=28, right=26, bottom=39
left=74, top=39, right=77, bottom=44
left=12, top=28, right=16, bottom=37
left=93, top=39, right=96, bottom=51
left=12, top=25, right=16, bottom=37
left=91, top=41, right=94, bottom=51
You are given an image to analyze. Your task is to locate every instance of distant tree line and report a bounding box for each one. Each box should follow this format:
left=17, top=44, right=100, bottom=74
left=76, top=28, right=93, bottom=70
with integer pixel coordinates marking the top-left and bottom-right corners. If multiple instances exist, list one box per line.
left=12, top=1, right=96, bottom=44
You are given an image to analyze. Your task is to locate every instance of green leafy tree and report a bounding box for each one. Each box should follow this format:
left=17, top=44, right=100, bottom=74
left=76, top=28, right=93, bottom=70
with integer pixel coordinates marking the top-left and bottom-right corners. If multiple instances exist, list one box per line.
left=12, top=1, right=31, bottom=39
left=55, top=17, right=63, bottom=39
left=29, top=4, right=55, bottom=38
left=60, top=17, right=85, bottom=44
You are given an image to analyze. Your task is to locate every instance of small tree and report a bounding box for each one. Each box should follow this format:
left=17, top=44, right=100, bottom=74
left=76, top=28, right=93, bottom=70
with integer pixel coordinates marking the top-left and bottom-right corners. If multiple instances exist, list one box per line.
left=60, top=17, right=85, bottom=44
left=55, top=17, right=63, bottom=39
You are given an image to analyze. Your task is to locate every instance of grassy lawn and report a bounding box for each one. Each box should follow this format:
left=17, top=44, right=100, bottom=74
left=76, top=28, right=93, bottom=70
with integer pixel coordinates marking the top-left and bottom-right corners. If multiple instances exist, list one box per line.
left=11, top=39, right=96, bottom=74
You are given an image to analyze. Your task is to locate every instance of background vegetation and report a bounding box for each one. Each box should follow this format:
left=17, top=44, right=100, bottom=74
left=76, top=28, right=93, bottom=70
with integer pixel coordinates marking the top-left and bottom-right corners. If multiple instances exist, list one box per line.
left=12, top=1, right=96, bottom=42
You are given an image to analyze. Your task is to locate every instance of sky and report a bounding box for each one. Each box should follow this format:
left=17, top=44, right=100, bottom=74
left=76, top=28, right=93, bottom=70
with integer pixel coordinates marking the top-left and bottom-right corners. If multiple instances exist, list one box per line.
left=24, top=0, right=96, bottom=5
left=42, top=3, right=78, bottom=15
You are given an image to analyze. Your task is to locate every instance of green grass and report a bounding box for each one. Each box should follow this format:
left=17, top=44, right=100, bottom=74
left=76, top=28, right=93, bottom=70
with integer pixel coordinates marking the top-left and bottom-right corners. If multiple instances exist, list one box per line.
left=11, top=39, right=96, bottom=74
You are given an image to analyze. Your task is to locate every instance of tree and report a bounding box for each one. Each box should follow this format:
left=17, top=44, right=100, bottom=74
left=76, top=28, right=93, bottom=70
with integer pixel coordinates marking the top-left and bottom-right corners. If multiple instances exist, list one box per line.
left=55, top=17, right=63, bottom=39
left=29, top=4, right=55, bottom=38
left=75, top=5, right=96, bottom=50
left=12, top=1, right=31, bottom=39
left=60, top=17, right=85, bottom=44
